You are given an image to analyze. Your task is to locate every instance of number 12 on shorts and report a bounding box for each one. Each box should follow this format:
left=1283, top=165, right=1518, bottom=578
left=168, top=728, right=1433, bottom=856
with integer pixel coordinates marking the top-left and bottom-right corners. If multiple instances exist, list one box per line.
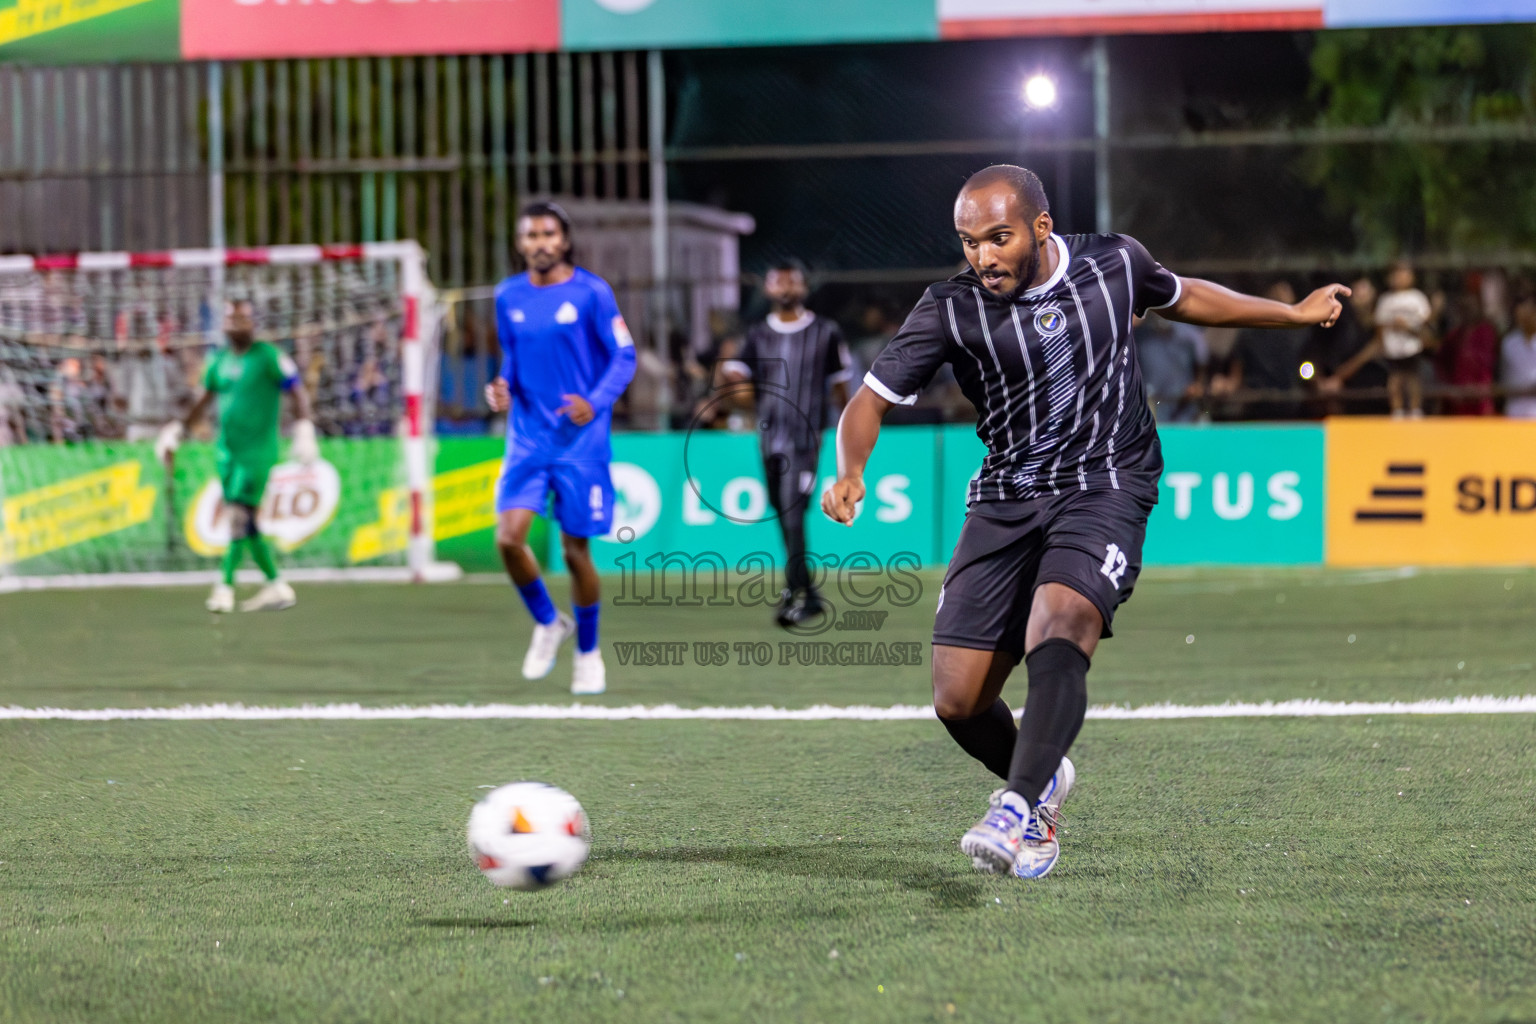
left=1100, top=543, right=1128, bottom=587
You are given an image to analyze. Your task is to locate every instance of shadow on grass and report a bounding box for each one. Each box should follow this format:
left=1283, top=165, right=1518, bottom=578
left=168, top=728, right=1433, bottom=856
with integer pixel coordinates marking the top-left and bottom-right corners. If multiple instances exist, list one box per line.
left=420, top=917, right=540, bottom=929
left=613, top=841, right=985, bottom=910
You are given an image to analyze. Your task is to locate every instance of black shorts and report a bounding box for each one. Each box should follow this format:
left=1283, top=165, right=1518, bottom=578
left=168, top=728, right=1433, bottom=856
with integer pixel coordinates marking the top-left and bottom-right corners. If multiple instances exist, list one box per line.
left=933, top=487, right=1154, bottom=658
left=762, top=447, right=820, bottom=518
left=1385, top=351, right=1424, bottom=374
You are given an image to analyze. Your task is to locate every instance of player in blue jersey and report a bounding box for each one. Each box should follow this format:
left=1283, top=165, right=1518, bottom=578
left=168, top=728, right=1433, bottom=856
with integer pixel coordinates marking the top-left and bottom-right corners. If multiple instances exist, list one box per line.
left=485, top=201, right=637, bottom=695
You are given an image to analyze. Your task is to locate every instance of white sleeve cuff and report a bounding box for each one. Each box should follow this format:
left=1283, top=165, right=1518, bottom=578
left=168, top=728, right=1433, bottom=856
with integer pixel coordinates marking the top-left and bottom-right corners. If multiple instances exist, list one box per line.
left=1146, top=274, right=1184, bottom=312
left=862, top=371, right=917, bottom=406
left=721, top=359, right=753, bottom=379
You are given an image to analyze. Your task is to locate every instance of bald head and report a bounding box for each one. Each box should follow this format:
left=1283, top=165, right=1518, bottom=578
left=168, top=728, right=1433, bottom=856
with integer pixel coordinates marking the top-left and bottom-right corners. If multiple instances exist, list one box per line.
left=960, top=165, right=1049, bottom=220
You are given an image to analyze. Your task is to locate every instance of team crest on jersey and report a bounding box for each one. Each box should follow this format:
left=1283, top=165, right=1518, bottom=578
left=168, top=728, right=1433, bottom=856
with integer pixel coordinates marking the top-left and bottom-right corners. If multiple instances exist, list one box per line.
left=556, top=302, right=579, bottom=324
left=511, top=309, right=526, bottom=323
left=1034, top=306, right=1067, bottom=337
left=612, top=315, right=634, bottom=348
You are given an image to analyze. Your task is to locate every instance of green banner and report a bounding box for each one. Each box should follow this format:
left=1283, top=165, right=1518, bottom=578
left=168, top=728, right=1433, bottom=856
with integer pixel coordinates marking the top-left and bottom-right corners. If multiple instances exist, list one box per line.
left=938, top=423, right=1324, bottom=566
left=0, top=424, right=1324, bottom=577
left=560, top=0, right=936, bottom=51
left=1148, top=424, right=1324, bottom=565
left=549, top=427, right=938, bottom=579
left=0, top=0, right=178, bottom=62
left=0, top=437, right=405, bottom=575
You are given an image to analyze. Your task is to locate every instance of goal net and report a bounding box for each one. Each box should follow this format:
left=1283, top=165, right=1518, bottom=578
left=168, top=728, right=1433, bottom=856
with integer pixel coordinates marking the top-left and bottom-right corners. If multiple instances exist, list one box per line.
left=0, top=242, right=442, bottom=583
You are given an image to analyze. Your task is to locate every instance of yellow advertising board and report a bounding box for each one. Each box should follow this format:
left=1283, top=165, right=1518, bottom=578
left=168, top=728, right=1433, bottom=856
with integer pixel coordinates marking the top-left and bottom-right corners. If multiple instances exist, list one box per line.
left=1326, top=417, right=1536, bottom=566
left=0, top=0, right=151, bottom=46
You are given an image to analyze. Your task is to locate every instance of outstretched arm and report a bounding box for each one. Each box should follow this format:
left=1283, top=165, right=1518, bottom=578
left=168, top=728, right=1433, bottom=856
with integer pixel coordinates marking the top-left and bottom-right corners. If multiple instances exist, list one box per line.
left=1164, top=279, right=1350, bottom=330
left=822, top=385, right=895, bottom=525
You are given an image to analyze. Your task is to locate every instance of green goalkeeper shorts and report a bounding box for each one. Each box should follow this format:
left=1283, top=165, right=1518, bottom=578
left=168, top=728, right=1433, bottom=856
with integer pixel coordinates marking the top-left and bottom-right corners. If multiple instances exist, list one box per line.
left=217, top=449, right=274, bottom=508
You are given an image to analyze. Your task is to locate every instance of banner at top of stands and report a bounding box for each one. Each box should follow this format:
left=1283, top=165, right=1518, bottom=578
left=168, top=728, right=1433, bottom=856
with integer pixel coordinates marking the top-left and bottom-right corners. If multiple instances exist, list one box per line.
left=3, top=0, right=1536, bottom=63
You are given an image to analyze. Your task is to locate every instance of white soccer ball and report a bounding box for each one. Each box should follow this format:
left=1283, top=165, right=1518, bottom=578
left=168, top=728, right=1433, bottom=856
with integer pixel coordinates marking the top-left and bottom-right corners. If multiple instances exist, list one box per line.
left=467, top=782, right=591, bottom=890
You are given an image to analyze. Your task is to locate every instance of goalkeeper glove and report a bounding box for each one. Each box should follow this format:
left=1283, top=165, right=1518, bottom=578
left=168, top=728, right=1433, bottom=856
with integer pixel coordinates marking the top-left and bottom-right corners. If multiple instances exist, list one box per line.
left=290, top=419, right=320, bottom=465
left=154, top=421, right=183, bottom=464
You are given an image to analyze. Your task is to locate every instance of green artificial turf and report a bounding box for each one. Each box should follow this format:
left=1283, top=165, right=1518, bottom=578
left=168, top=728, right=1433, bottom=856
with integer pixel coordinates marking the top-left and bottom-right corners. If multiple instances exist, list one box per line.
left=1, top=566, right=1534, bottom=710
left=2, top=568, right=1535, bottom=1022
left=1, top=717, right=1533, bottom=1023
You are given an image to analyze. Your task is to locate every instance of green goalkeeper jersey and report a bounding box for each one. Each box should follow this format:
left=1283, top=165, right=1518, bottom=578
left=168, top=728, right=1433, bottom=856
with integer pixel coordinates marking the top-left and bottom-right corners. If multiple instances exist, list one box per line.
left=203, top=341, right=299, bottom=464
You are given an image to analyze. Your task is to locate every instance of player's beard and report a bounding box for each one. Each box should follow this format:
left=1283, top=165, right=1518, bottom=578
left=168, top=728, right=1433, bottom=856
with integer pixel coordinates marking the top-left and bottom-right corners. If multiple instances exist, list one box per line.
left=1003, top=242, right=1043, bottom=302
left=228, top=330, right=254, bottom=350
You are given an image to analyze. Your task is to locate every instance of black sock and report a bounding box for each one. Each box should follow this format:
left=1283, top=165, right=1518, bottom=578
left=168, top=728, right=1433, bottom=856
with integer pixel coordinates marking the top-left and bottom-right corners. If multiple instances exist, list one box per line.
left=781, top=509, right=809, bottom=594
left=940, top=699, right=1018, bottom=780
left=1006, top=638, right=1090, bottom=804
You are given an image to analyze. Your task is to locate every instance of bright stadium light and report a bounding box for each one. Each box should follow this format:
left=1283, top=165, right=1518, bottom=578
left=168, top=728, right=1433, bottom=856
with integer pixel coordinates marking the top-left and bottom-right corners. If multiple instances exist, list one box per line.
left=1022, top=73, right=1059, bottom=111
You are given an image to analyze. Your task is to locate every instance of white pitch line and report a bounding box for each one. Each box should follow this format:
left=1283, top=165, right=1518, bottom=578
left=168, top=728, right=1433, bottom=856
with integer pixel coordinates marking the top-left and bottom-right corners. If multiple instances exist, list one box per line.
left=2, top=695, right=1535, bottom=722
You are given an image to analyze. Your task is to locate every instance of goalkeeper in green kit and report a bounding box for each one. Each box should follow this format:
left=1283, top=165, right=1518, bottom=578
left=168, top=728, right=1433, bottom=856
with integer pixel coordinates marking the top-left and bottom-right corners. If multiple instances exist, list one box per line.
left=156, top=299, right=319, bottom=613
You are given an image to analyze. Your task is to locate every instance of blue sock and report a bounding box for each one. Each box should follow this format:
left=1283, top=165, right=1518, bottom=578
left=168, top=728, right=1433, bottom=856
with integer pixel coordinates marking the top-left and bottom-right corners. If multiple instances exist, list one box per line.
left=516, top=579, right=558, bottom=626
left=574, top=602, right=600, bottom=654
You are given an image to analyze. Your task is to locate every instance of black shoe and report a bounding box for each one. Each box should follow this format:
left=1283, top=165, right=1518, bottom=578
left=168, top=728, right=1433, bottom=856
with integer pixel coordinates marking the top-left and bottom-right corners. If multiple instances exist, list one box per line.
left=781, top=589, right=826, bottom=628
left=774, top=588, right=797, bottom=628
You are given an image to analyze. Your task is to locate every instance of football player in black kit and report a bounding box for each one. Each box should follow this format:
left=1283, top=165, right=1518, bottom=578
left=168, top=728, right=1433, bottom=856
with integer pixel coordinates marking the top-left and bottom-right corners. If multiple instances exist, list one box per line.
left=824, top=165, right=1347, bottom=879
left=722, top=260, right=852, bottom=627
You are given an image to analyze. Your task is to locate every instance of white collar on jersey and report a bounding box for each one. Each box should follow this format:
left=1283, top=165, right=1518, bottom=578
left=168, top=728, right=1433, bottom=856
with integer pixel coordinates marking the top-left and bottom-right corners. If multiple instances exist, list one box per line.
left=1021, top=234, right=1070, bottom=301
left=766, top=310, right=816, bottom=334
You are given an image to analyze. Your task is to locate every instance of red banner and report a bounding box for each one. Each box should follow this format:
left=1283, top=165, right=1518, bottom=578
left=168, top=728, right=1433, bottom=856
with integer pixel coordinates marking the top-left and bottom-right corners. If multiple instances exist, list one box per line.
left=181, top=0, right=559, bottom=59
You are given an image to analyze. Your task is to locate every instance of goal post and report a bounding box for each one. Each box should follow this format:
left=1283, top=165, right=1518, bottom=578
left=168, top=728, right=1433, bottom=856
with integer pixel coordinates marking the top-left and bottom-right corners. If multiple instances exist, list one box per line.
left=0, top=241, right=456, bottom=584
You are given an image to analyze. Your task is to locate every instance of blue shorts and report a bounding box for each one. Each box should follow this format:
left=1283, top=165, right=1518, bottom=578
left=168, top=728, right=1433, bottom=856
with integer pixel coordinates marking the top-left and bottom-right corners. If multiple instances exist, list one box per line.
left=495, top=447, right=614, bottom=538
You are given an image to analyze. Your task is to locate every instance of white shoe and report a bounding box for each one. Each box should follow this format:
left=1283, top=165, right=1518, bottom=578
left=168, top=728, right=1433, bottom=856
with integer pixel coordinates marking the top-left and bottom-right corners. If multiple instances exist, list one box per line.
left=206, top=583, right=235, bottom=613
left=240, top=580, right=296, bottom=612
left=571, top=650, right=606, bottom=696
left=959, top=789, right=1030, bottom=874
left=1014, top=756, right=1076, bottom=880
left=522, top=612, right=574, bottom=680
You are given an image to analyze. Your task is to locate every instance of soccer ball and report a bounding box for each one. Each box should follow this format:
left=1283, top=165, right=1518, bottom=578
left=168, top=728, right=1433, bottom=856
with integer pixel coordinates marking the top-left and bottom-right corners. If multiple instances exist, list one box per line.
left=467, top=782, right=590, bottom=890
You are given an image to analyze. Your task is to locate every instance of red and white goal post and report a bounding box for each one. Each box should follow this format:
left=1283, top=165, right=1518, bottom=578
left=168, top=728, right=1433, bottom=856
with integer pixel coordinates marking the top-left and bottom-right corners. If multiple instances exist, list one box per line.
left=0, top=241, right=460, bottom=585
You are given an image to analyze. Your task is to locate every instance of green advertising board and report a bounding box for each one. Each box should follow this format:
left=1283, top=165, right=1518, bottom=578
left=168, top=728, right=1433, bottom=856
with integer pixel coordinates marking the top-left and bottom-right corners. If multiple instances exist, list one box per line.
left=937, top=423, right=1324, bottom=566
left=0, top=424, right=1323, bottom=578
left=0, top=0, right=178, bottom=62
left=560, top=0, right=936, bottom=51
left=548, top=427, right=939, bottom=585
left=1147, top=424, right=1324, bottom=565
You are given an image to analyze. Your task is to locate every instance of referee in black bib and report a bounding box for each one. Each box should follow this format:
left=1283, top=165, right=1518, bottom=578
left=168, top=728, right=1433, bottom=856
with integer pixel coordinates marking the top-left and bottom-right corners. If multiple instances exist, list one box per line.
left=825, top=164, right=1349, bottom=879
left=721, top=260, right=852, bottom=628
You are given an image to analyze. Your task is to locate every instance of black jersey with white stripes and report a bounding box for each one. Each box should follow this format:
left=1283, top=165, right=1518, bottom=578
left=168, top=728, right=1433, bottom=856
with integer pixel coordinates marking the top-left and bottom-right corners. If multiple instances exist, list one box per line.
left=866, top=233, right=1181, bottom=504
left=728, top=312, right=853, bottom=456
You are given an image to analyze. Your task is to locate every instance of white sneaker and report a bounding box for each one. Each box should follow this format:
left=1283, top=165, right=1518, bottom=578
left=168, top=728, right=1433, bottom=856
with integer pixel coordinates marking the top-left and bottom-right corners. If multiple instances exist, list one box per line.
left=206, top=583, right=235, bottom=613
left=521, top=612, right=574, bottom=680
left=240, top=580, right=296, bottom=612
left=1014, top=756, right=1076, bottom=880
left=571, top=649, right=606, bottom=695
left=959, top=789, right=1030, bottom=874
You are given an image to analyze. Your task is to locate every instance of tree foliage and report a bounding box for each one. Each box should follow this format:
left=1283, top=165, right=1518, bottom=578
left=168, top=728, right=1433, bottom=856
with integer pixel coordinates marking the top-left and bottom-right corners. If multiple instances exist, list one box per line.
left=1306, top=25, right=1536, bottom=258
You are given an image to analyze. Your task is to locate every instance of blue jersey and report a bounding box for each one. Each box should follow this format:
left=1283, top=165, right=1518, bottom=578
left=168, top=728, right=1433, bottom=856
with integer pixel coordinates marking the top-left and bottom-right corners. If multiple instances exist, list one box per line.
left=494, top=266, right=637, bottom=463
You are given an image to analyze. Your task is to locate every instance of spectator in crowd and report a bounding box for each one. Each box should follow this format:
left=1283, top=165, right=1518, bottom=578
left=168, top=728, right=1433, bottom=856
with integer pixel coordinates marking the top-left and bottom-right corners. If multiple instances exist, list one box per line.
left=48, top=355, right=88, bottom=443
left=1437, top=291, right=1499, bottom=416
left=0, top=366, right=26, bottom=446
left=849, top=303, right=900, bottom=380
left=1325, top=261, right=1435, bottom=417
left=1501, top=293, right=1536, bottom=419
left=1135, top=311, right=1208, bottom=422
left=1212, top=281, right=1309, bottom=420
left=1303, top=275, right=1387, bottom=413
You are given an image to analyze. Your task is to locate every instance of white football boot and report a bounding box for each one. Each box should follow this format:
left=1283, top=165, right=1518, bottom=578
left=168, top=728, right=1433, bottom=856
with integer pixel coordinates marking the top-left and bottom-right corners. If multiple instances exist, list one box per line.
left=240, top=580, right=296, bottom=612
left=205, top=583, right=235, bottom=614
left=521, top=612, right=574, bottom=680
left=571, top=649, right=607, bottom=696
left=960, top=789, right=1031, bottom=874
left=1014, top=756, right=1076, bottom=880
